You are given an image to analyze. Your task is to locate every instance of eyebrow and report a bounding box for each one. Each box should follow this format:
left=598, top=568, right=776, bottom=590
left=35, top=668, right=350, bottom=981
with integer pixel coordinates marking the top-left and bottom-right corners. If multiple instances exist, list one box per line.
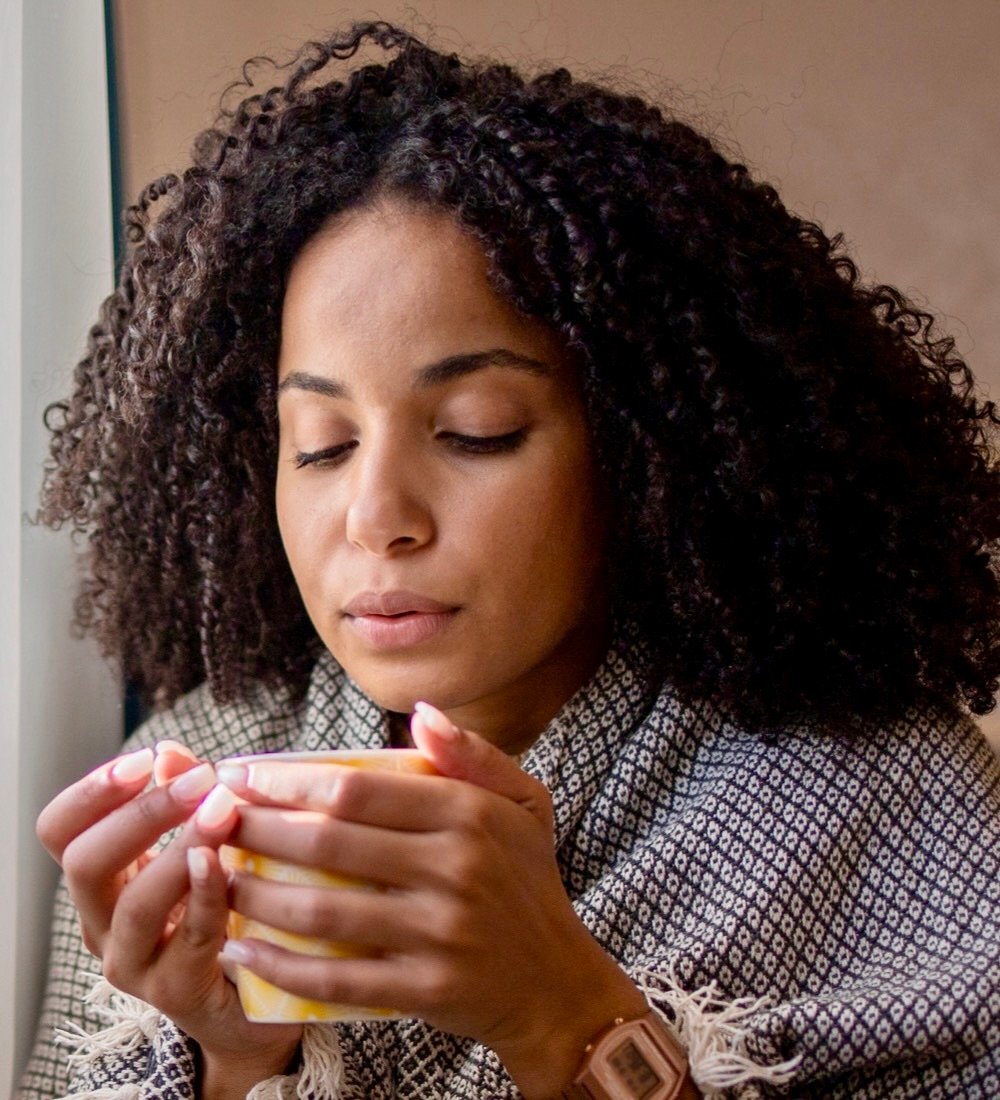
left=277, top=347, right=553, bottom=399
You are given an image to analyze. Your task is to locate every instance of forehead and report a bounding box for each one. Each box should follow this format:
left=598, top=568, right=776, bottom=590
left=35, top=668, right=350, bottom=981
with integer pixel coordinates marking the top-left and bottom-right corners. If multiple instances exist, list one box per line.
left=288, top=201, right=487, bottom=305
left=278, top=201, right=569, bottom=386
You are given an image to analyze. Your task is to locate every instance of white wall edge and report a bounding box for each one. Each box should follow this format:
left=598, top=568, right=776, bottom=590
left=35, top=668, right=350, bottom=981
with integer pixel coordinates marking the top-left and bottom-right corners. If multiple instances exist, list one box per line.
left=6, top=0, right=123, bottom=1092
left=1, top=0, right=26, bottom=1087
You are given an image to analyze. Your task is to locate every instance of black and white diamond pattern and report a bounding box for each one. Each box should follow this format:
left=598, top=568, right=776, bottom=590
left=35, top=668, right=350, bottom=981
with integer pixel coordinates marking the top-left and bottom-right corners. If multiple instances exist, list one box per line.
left=17, top=634, right=1000, bottom=1098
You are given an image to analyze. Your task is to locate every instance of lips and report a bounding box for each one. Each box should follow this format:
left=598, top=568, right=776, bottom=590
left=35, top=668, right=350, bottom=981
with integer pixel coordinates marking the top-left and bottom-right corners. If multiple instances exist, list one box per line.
left=343, top=591, right=456, bottom=617
left=342, top=590, right=459, bottom=649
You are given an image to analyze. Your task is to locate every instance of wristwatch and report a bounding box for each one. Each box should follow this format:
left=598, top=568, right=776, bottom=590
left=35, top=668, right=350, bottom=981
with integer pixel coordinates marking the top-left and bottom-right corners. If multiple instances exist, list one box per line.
left=560, top=1010, right=692, bottom=1100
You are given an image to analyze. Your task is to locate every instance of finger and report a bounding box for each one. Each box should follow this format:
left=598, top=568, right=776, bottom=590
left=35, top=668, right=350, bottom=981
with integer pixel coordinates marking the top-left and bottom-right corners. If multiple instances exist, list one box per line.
left=153, top=740, right=200, bottom=787
left=105, top=788, right=238, bottom=973
left=231, top=806, right=435, bottom=887
left=216, top=759, right=450, bottom=830
left=219, top=938, right=424, bottom=1016
left=61, top=764, right=218, bottom=941
left=410, top=703, right=553, bottom=828
left=36, top=748, right=155, bottom=861
left=175, top=846, right=230, bottom=956
left=229, top=873, right=416, bottom=951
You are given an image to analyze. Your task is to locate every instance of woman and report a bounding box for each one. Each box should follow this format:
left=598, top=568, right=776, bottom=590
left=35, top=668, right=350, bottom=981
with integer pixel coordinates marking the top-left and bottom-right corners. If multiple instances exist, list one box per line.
left=19, top=21, right=1000, bottom=1100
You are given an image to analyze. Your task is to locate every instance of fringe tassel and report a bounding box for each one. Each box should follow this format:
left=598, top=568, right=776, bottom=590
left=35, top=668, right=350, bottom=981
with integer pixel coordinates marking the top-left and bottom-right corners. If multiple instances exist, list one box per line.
left=54, top=978, right=162, bottom=1070
left=52, top=979, right=355, bottom=1100
left=634, top=966, right=800, bottom=1098
left=50, top=970, right=796, bottom=1099
left=298, top=1025, right=352, bottom=1098
left=246, top=1025, right=354, bottom=1100
left=51, top=977, right=355, bottom=1100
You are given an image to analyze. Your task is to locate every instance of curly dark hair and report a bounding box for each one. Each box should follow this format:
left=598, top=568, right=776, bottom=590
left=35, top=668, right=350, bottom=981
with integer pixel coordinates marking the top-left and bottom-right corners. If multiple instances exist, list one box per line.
left=40, top=21, right=1000, bottom=731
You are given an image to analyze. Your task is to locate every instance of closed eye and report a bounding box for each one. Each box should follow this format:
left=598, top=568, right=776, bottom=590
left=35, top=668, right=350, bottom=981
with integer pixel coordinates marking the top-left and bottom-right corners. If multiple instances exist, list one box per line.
left=293, top=441, right=357, bottom=469
left=439, top=429, right=527, bottom=455
left=293, top=429, right=526, bottom=468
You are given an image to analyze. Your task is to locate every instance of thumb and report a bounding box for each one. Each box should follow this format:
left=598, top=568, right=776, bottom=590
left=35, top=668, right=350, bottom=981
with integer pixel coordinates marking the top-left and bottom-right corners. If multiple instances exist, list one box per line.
left=410, top=702, right=552, bottom=828
left=153, top=740, right=201, bottom=787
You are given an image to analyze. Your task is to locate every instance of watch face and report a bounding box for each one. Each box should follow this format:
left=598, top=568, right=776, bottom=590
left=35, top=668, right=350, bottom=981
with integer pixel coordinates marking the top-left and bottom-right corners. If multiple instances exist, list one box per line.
left=608, top=1037, right=663, bottom=1099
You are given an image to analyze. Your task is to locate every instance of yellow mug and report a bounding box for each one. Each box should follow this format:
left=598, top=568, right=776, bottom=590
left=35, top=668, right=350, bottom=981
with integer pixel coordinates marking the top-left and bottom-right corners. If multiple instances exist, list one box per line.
left=219, top=748, right=437, bottom=1023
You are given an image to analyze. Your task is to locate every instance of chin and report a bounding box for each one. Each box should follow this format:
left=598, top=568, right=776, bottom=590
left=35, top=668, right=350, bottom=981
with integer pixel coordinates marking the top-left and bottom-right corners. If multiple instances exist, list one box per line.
left=338, top=659, right=449, bottom=715
left=351, top=660, right=494, bottom=720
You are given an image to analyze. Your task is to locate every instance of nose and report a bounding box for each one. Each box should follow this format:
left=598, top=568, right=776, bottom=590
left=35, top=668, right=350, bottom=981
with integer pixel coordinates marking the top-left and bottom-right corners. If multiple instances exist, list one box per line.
left=344, top=436, right=435, bottom=557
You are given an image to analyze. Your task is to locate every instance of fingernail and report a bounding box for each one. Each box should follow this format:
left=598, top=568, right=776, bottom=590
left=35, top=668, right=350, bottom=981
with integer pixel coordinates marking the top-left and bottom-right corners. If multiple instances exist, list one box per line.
left=156, top=739, right=197, bottom=760
left=196, top=784, right=237, bottom=830
left=187, top=846, right=210, bottom=884
left=413, top=701, right=459, bottom=741
left=153, top=741, right=197, bottom=788
left=215, top=762, right=250, bottom=791
left=220, top=939, right=254, bottom=965
left=169, top=762, right=216, bottom=804
left=110, top=748, right=155, bottom=784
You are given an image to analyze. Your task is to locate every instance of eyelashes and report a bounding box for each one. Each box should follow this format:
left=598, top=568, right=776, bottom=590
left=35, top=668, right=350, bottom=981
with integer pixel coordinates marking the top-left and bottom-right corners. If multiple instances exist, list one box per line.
left=293, top=428, right=527, bottom=469
left=438, top=428, right=526, bottom=455
left=293, top=441, right=357, bottom=469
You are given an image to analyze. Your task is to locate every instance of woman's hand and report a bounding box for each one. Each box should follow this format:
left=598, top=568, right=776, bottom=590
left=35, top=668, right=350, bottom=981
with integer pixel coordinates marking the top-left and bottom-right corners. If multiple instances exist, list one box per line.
left=35, top=746, right=302, bottom=1098
left=217, top=705, right=647, bottom=1098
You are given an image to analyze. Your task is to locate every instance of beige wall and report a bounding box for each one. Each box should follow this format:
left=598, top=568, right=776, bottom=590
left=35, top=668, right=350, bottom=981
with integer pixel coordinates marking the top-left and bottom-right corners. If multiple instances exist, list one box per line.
left=111, top=0, right=1000, bottom=747
left=113, top=0, right=1000, bottom=393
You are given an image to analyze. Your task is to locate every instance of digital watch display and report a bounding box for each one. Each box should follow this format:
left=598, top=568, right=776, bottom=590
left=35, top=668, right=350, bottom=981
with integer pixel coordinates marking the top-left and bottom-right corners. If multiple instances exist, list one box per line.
left=561, top=1010, right=692, bottom=1100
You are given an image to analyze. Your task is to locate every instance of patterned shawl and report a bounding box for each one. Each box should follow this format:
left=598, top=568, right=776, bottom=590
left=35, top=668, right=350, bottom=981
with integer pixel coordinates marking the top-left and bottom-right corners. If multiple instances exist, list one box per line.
left=17, top=631, right=1000, bottom=1098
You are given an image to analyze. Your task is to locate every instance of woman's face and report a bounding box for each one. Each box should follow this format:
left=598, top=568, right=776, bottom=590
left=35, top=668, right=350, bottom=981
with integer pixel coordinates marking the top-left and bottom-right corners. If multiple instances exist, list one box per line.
left=275, top=201, right=608, bottom=751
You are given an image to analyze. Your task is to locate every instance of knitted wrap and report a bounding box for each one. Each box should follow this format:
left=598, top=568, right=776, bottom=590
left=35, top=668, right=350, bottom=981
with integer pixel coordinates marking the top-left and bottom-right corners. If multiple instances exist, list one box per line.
left=17, top=633, right=1000, bottom=1098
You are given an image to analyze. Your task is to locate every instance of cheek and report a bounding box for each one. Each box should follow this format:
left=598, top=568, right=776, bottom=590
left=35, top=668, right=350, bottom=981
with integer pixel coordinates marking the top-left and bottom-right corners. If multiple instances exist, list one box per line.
left=275, top=478, right=336, bottom=589
left=469, top=454, right=602, bottom=598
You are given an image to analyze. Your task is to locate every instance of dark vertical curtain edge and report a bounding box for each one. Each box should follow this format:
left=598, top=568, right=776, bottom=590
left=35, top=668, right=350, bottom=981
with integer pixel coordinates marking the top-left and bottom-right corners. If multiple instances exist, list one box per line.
left=104, top=0, right=145, bottom=740
left=103, top=0, right=125, bottom=277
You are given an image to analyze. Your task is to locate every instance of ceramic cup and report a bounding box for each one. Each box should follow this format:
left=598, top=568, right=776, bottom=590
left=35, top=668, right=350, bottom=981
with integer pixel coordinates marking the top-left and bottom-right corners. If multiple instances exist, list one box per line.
left=219, top=748, right=438, bottom=1023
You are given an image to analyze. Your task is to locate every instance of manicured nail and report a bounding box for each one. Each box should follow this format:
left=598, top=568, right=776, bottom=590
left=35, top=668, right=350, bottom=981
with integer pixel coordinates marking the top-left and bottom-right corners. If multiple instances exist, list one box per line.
left=413, top=701, right=460, bottom=741
left=187, top=846, right=210, bottom=884
left=156, top=739, right=197, bottom=760
left=220, top=939, right=254, bottom=965
left=215, top=762, right=250, bottom=791
left=169, top=762, right=216, bottom=804
left=153, top=741, right=198, bottom=787
left=196, top=784, right=237, bottom=830
left=110, top=748, right=154, bottom=784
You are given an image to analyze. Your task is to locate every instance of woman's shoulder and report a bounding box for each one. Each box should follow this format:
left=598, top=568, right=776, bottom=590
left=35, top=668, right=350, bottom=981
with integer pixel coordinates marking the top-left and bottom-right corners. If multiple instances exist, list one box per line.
left=636, top=680, right=1000, bottom=846
left=748, top=699, right=999, bottom=813
left=120, top=658, right=344, bottom=762
left=117, top=649, right=388, bottom=762
left=651, top=681, right=999, bottom=789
